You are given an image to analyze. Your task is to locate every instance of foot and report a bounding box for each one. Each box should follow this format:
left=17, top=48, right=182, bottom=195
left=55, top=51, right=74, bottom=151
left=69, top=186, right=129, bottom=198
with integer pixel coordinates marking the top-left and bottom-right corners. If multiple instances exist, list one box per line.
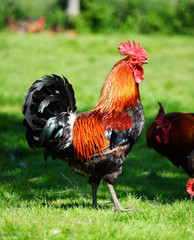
left=113, top=206, right=134, bottom=212
left=105, top=200, right=113, bottom=204
left=106, top=182, right=134, bottom=212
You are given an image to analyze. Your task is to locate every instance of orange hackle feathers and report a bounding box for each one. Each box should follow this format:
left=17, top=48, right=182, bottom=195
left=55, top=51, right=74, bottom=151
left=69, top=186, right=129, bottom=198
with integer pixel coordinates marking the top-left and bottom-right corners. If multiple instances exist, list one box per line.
left=95, top=57, right=140, bottom=112
left=72, top=111, right=108, bottom=162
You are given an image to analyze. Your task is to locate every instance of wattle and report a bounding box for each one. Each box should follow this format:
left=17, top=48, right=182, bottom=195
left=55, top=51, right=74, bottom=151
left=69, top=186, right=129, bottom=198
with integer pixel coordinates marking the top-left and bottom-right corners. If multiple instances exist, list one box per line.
left=133, top=63, right=144, bottom=84
left=155, top=127, right=169, bottom=144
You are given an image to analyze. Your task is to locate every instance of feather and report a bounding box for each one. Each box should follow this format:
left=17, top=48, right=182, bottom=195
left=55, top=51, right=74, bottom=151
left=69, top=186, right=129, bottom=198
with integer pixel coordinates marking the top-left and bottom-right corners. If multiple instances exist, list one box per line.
left=23, top=74, right=77, bottom=153
left=63, top=76, right=77, bottom=112
left=38, top=95, right=65, bottom=113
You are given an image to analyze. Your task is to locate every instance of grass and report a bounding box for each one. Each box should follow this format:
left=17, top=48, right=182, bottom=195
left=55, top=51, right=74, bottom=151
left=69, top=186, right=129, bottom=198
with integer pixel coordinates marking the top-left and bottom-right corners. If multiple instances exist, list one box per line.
left=0, top=30, right=194, bottom=239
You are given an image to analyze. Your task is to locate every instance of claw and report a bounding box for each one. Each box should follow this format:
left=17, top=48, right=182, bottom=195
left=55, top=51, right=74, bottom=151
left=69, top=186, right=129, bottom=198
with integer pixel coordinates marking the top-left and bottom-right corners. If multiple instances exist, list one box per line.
left=113, top=206, right=134, bottom=212
left=105, top=200, right=113, bottom=204
left=106, top=182, right=134, bottom=212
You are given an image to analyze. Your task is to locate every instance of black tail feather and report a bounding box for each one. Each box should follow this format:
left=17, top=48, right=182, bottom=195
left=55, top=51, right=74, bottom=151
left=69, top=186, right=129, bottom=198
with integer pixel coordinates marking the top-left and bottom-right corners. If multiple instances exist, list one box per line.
left=22, top=75, right=77, bottom=156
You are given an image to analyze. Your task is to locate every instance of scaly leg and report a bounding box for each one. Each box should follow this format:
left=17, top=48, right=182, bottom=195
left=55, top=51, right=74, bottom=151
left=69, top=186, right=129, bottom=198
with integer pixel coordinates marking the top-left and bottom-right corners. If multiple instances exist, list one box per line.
left=90, top=181, right=100, bottom=207
left=106, top=182, right=133, bottom=212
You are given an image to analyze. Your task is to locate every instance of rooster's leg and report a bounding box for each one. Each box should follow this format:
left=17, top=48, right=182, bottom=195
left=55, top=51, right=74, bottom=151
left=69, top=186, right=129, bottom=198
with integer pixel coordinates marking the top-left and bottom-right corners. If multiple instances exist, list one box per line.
left=89, top=177, right=100, bottom=207
left=106, top=182, right=133, bottom=212
left=91, top=182, right=99, bottom=206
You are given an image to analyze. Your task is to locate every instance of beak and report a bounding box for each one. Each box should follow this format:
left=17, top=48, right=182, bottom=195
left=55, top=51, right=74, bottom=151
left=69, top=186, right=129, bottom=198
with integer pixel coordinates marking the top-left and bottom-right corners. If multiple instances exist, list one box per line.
left=141, top=60, right=149, bottom=64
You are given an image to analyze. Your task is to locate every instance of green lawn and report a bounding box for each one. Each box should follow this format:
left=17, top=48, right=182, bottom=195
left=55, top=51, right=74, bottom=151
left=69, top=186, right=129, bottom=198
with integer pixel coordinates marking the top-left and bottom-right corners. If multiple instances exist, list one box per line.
left=0, top=30, right=193, bottom=240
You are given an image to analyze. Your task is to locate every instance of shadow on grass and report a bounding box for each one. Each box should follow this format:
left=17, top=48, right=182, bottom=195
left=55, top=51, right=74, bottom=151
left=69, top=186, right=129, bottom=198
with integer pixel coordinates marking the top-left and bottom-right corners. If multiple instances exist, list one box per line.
left=0, top=112, right=190, bottom=209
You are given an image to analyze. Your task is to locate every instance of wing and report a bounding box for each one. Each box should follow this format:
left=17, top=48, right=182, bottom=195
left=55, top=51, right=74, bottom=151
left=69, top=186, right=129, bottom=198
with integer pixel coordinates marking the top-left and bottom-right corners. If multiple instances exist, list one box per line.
left=103, top=99, right=144, bottom=148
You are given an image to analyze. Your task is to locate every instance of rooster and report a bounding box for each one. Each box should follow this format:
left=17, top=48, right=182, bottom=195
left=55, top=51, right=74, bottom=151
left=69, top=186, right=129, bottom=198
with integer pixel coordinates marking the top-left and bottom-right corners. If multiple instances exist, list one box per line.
left=22, top=40, right=148, bottom=211
left=146, top=103, right=194, bottom=197
left=5, top=16, right=45, bottom=33
left=27, top=17, right=46, bottom=33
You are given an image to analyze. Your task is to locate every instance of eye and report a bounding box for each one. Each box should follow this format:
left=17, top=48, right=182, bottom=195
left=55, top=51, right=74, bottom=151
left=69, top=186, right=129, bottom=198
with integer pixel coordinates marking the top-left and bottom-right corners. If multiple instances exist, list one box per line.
left=132, top=57, right=136, bottom=61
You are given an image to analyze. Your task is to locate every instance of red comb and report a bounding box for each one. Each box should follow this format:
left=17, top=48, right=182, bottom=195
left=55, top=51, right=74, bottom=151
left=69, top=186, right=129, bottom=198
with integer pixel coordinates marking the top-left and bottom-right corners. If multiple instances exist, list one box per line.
left=156, top=102, right=165, bottom=119
left=118, top=40, right=147, bottom=59
left=158, top=102, right=165, bottom=116
left=186, top=178, right=194, bottom=197
left=155, top=102, right=165, bottom=123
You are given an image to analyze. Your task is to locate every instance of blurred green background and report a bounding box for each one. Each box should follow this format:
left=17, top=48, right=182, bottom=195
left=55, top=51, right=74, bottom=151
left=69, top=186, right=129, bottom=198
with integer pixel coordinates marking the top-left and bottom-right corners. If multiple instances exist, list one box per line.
left=0, top=0, right=194, bottom=35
